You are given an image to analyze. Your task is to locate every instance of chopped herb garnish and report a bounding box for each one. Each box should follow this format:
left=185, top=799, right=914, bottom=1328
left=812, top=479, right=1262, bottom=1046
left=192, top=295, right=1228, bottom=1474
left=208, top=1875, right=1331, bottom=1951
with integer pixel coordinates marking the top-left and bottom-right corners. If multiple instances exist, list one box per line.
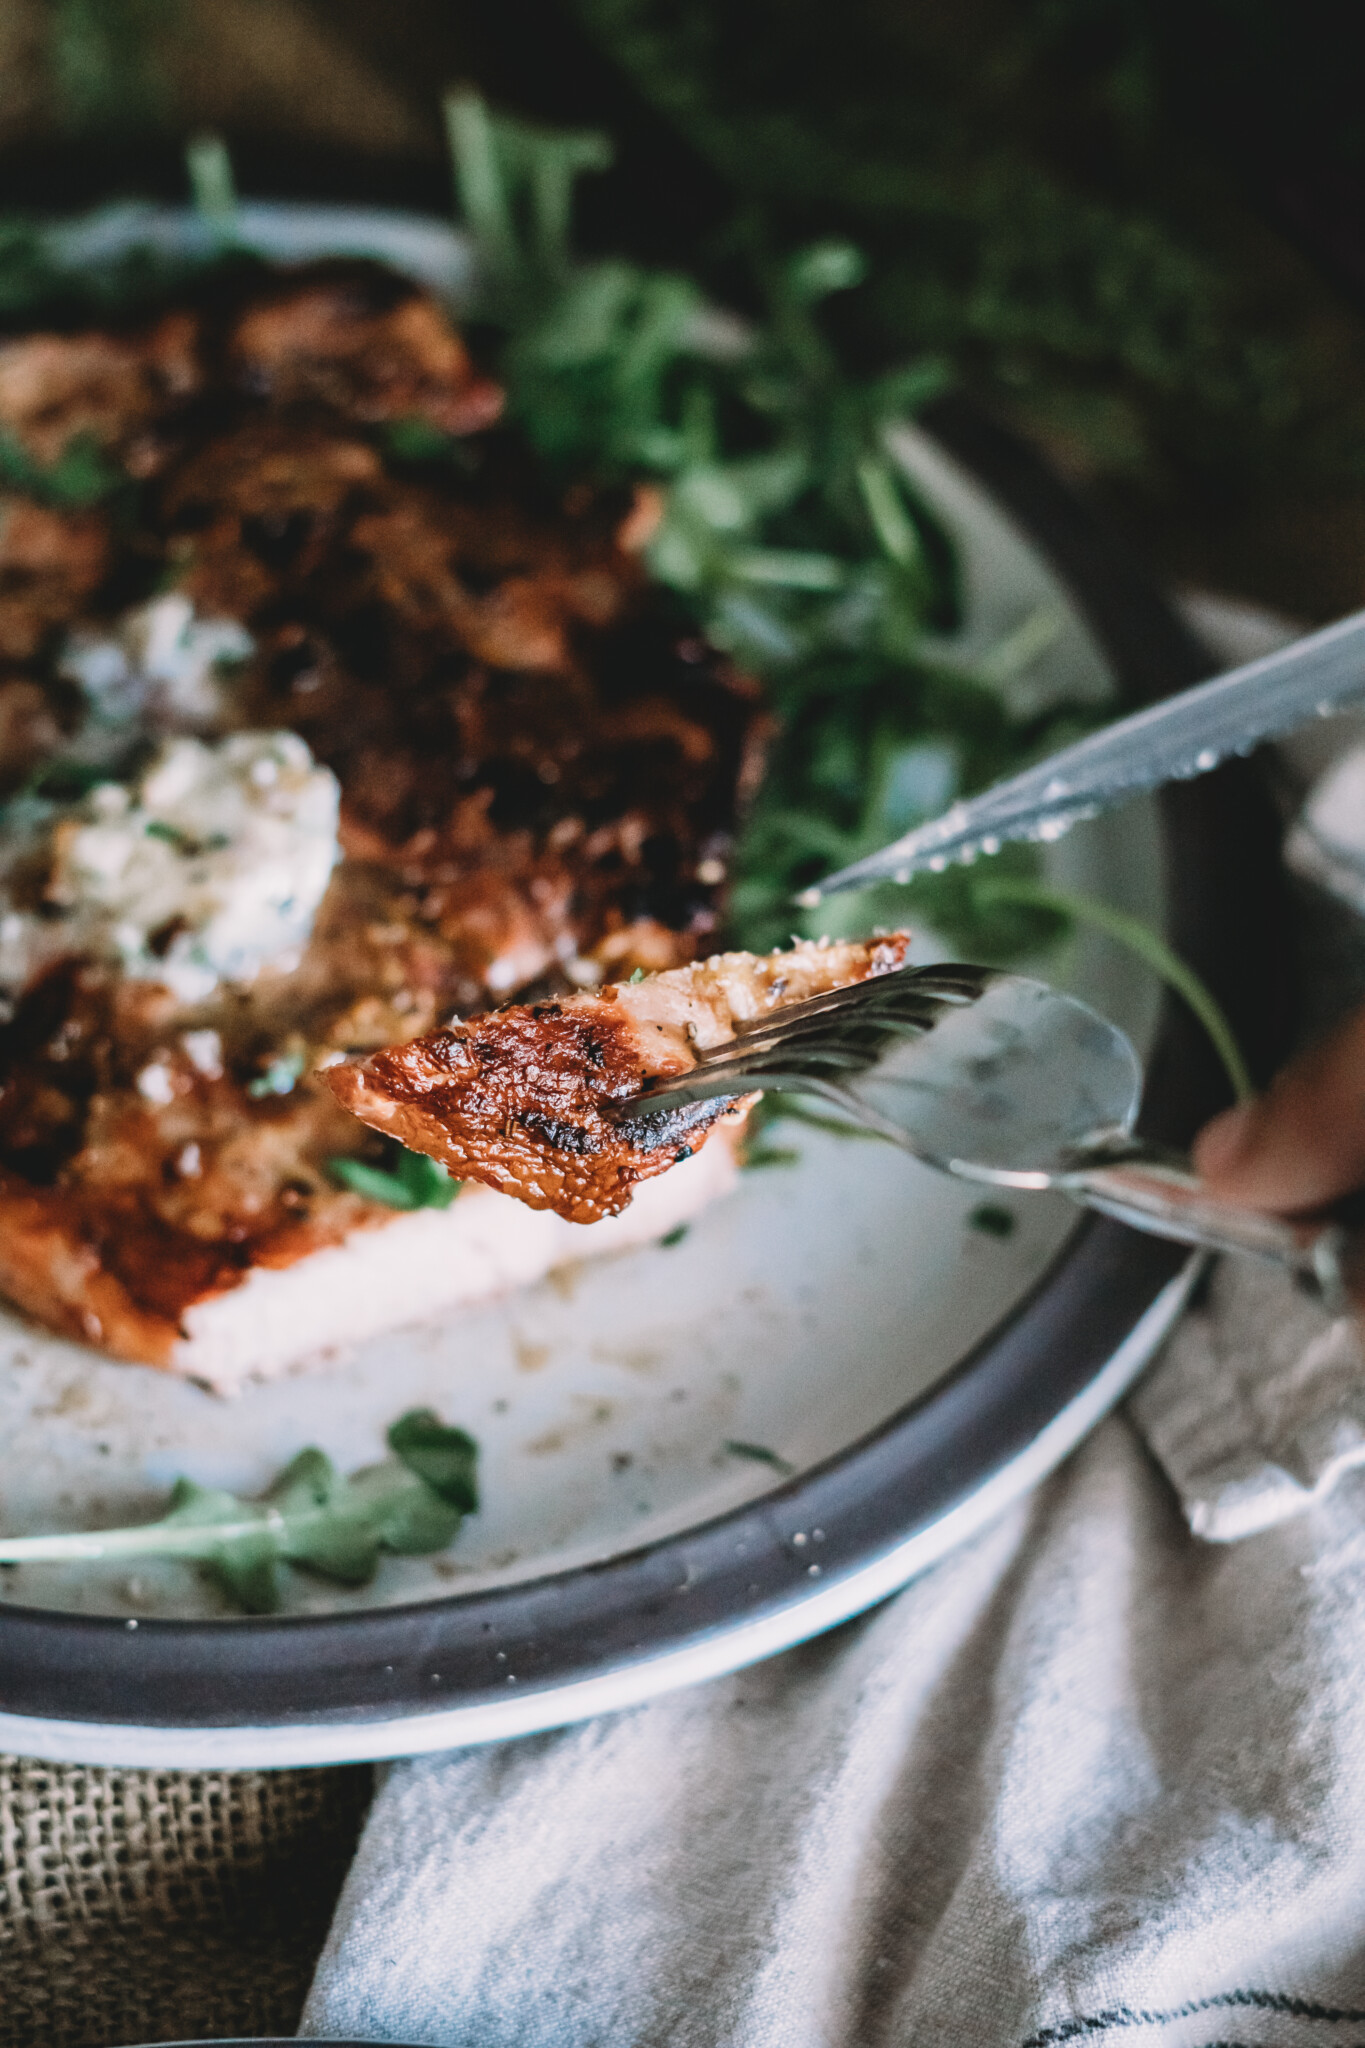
left=248, top=1049, right=307, bottom=1099
left=0, top=1408, right=480, bottom=1614
left=969, top=1203, right=1017, bottom=1239
left=145, top=820, right=231, bottom=856
left=724, top=1439, right=796, bottom=1477
left=659, top=1222, right=690, bottom=1246
left=0, top=425, right=125, bottom=507
left=21, top=758, right=111, bottom=803
left=628, top=967, right=646, bottom=983
left=145, top=818, right=190, bottom=848
left=329, top=1144, right=461, bottom=1211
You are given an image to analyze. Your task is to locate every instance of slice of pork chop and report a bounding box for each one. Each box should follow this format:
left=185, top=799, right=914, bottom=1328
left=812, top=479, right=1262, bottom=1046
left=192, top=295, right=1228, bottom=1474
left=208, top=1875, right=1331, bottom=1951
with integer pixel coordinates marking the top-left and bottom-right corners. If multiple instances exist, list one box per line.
left=0, top=1139, right=742, bottom=1396
left=325, top=934, right=911, bottom=1225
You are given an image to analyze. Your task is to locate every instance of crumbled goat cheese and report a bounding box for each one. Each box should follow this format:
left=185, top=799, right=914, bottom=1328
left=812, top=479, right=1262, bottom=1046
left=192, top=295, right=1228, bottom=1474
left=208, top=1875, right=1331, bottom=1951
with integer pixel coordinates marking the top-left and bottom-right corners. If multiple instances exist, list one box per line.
left=2, top=731, right=340, bottom=1003
left=180, top=1029, right=224, bottom=1078
left=136, top=1059, right=177, bottom=1106
left=58, top=594, right=254, bottom=749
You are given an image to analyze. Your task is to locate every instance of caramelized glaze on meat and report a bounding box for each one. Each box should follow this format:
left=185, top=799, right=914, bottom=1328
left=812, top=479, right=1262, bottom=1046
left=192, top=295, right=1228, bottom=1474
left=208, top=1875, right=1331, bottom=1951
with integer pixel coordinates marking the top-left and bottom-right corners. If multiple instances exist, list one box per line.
left=0, top=944, right=393, bottom=1362
left=326, top=936, right=911, bottom=1224
left=0, top=313, right=201, bottom=470
left=227, top=271, right=503, bottom=433
left=0, top=258, right=770, bottom=1366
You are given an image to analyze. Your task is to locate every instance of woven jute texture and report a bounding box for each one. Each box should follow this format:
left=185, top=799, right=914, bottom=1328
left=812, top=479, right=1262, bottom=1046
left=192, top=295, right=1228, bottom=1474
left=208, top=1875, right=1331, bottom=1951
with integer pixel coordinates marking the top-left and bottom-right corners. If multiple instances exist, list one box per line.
left=0, top=1755, right=372, bottom=2048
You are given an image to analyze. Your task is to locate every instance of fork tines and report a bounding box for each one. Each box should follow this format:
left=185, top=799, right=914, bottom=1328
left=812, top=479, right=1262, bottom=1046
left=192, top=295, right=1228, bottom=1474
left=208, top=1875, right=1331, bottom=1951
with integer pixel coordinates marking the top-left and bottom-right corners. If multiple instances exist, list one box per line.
left=715, top=961, right=992, bottom=1049
left=618, top=962, right=995, bottom=1111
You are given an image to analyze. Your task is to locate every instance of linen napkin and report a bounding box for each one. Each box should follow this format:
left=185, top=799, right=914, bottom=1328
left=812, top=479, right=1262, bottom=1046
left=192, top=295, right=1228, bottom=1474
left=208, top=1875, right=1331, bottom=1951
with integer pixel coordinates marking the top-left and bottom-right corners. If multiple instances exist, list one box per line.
left=301, top=1410, right=1365, bottom=2048
left=1131, top=1259, right=1365, bottom=1540
left=302, top=592, right=1365, bottom=2045
left=1125, top=592, right=1365, bottom=1543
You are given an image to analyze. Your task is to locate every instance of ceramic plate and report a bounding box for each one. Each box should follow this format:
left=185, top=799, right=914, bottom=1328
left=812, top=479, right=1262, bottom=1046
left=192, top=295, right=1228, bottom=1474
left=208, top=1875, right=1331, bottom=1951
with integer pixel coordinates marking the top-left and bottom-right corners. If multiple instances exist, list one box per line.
left=0, top=206, right=1290, bottom=1765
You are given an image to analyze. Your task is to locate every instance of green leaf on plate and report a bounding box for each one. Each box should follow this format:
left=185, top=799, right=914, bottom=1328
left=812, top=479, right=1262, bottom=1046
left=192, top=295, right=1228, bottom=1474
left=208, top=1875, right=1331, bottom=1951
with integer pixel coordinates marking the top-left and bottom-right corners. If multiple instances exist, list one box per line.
left=724, top=1439, right=796, bottom=1476
left=328, top=1146, right=461, bottom=1211
left=388, top=1408, right=480, bottom=1514
left=0, top=1409, right=481, bottom=1614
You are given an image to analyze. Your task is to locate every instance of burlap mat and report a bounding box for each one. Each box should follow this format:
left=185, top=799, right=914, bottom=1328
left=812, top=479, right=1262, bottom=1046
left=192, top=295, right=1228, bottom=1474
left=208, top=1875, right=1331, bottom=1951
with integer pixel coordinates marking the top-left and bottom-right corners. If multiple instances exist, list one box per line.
left=0, top=1754, right=372, bottom=2048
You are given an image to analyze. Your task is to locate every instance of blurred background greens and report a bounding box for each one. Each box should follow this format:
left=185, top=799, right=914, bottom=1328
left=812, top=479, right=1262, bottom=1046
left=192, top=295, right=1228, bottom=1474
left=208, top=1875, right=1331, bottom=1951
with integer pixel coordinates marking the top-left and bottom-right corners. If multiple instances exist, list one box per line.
left=3, top=0, right=1365, bottom=619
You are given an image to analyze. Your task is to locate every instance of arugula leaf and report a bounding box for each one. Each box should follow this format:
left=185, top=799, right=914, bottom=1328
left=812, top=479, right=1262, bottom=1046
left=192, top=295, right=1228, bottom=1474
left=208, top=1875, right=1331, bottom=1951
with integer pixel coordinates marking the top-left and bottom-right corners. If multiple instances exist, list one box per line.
left=443, top=94, right=1099, bottom=953
left=382, top=416, right=462, bottom=463
left=0, top=218, right=58, bottom=315
left=328, top=1144, right=461, bottom=1211
left=969, top=1204, right=1017, bottom=1239
left=0, top=1410, right=480, bottom=1614
left=387, top=1409, right=480, bottom=1515
left=0, top=426, right=126, bottom=507
left=186, top=132, right=237, bottom=235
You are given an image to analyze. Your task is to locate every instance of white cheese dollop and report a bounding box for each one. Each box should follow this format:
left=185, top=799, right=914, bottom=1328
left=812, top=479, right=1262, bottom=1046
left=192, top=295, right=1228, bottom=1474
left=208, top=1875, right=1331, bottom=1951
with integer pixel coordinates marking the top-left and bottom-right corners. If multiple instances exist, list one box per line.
left=58, top=593, right=255, bottom=740
left=4, top=731, right=341, bottom=1004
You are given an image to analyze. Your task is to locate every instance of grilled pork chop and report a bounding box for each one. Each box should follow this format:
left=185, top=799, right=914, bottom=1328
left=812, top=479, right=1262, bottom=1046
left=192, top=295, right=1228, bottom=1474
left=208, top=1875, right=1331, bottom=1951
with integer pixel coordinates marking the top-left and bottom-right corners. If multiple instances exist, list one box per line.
left=325, top=935, right=911, bottom=1225
left=0, top=260, right=768, bottom=1386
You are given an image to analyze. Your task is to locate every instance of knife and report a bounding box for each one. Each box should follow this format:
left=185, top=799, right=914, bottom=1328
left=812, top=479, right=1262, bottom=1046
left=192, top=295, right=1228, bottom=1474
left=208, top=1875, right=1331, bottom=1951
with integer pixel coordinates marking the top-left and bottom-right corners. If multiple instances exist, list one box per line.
left=800, top=606, right=1365, bottom=902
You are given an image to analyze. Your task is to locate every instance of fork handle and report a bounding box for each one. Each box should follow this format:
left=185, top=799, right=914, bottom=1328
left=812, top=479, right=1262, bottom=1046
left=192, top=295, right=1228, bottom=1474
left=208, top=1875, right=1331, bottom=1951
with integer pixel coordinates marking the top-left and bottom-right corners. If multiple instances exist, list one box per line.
left=1058, top=1143, right=1357, bottom=1311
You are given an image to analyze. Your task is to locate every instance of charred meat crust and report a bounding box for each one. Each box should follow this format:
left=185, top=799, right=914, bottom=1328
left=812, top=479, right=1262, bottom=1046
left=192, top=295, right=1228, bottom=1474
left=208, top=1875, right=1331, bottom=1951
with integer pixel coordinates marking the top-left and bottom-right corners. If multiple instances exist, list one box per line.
left=0, top=958, right=393, bottom=1362
left=0, top=261, right=771, bottom=1362
left=328, top=999, right=734, bottom=1226
left=225, top=270, right=504, bottom=432
left=326, top=936, right=912, bottom=1226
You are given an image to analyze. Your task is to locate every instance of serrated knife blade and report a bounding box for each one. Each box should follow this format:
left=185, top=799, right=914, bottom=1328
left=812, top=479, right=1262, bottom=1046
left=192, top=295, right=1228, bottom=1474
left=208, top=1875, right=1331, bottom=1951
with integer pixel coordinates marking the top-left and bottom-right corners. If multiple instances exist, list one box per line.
left=802, top=606, right=1365, bottom=902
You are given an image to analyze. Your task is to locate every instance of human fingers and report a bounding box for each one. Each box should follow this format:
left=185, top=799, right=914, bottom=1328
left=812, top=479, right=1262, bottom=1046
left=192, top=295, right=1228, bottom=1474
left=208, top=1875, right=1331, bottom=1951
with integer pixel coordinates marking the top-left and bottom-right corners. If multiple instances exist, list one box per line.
left=1193, top=1001, right=1365, bottom=1214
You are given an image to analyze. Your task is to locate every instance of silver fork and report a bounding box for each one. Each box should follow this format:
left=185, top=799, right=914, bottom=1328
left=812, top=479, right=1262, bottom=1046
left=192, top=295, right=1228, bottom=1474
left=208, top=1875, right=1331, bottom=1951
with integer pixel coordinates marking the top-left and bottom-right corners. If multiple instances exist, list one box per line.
left=611, top=965, right=1356, bottom=1307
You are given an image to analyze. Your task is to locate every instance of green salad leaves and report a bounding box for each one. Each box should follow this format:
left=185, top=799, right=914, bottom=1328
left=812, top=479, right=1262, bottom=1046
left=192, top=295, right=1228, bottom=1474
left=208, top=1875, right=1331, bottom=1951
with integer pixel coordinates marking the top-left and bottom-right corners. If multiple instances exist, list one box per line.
left=0, top=426, right=126, bottom=508
left=0, top=1409, right=479, bottom=1614
left=443, top=90, right=1094, bottom=957
left=445, top=94, right=1247, bottom=1074
left=328, top=1143, right=462, bottom=1212
left=0, top=97, right=1099, bottom=962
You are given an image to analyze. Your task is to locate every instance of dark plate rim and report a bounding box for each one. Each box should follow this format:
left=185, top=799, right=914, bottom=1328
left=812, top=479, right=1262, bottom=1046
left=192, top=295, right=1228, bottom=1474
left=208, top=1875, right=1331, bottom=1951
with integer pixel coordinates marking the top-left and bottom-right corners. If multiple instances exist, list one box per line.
left=0, top=393, right=1295, bottom=1733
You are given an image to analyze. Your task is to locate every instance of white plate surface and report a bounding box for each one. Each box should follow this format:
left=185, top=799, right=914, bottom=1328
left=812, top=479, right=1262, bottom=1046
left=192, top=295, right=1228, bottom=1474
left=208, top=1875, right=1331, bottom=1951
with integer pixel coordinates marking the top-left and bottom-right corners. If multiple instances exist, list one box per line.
left=0, top=208, right=1175, bottom=1757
